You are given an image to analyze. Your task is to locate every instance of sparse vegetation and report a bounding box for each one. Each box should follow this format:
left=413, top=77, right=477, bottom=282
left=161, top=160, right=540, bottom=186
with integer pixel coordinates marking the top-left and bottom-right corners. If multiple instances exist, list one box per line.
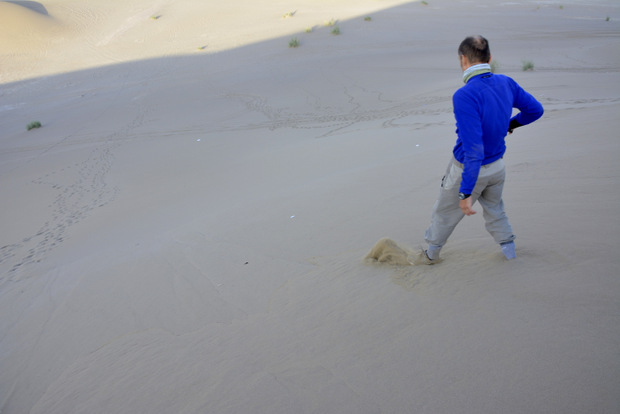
left=289, top=37, right=300, bottom=48
left=324, top=19, right=337, bottom=27
left=522, top=60, right=534, bottom=71
left=364, top=16, right=372, bottom=21
left=197, top=45, right=207, bottom=51
left=27, top=121, right=41, bottom=131
left=305, top=26, right=313, bottom=33
left=421, top=1, right=429, bottom=5
left=282, top=11, right=296, bottom=19
left=331, top=26, right=341, bottom=35
left=150, top=15, right=160, bottom=20
left=606, top=16, right=610, bottom=21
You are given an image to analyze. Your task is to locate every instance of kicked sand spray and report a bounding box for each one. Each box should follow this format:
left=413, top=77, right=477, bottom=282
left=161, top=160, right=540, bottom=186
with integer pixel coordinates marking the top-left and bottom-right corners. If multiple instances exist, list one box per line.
left=364, top=237, right=414, bottom=266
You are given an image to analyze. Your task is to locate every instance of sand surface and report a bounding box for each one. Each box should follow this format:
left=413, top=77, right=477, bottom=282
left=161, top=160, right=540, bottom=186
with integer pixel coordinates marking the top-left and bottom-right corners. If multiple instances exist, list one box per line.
left=1, top=0, right=620, bottom=413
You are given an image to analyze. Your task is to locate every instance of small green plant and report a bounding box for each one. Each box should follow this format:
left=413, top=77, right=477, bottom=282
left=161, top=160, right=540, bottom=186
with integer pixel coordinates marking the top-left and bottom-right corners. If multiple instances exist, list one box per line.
left=150, top=15, right=161, bottom=20
left=331, top=26, right=341, bottom=35
left=522, top=60, right=534, bottom=71
left=282, top=11, right=296, bottom=19
left=364, top=16, right=372, bottom=21
left=421, top=1, right=429, bottom=5
left=606, top=16, right=610, bottom=21
left=559, top=5, right=564, bottom=9
left=197, top=45, right=207, bottom=51
left=324, top=18, right=337, bottom=27
left=27, top=121, right=41, bottom=131
left=305, top=26, right=313, bottom=33
left=490, top=60, right=499, bottom=73
left=289, top=37, right=300, bottom=48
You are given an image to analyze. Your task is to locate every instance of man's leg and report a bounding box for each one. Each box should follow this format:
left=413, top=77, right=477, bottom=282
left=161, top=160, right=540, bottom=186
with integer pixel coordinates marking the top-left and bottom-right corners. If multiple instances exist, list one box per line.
left=474, top=165, right=516, bottom=258
left=424, top=159, right=465, bottom=259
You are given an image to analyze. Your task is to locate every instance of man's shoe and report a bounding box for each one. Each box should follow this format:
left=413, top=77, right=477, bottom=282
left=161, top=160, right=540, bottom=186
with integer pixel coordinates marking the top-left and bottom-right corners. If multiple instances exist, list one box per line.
left=426, top=244, right=442, bottom=260
left=412, top=248, right=442, bottom=265
left=501, top=241, right=516, bottom=260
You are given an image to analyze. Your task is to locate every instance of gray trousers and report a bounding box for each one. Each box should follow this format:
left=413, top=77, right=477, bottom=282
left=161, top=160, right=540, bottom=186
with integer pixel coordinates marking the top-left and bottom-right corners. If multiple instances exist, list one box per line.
left=424, top=157, right=515, bottom=248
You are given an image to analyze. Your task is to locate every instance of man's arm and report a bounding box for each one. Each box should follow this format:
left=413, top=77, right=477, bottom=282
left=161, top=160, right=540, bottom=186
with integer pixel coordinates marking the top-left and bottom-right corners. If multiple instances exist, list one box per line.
left=453, top=91, right=485, bottom=195
left=508, top=82, right=544, bottom=133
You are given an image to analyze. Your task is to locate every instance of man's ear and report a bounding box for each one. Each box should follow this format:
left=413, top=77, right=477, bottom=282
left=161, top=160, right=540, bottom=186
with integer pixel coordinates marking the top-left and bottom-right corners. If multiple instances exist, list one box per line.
left=459, top=54, right=470, bottom=70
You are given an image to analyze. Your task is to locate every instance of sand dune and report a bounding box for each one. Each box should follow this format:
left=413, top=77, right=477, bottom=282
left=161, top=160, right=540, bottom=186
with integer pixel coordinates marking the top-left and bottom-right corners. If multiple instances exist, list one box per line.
left=1, top=0, right=413, bottom=82
left=0, top=1, right=60, bottom=46
left=1, top=0, right=620, bottom=413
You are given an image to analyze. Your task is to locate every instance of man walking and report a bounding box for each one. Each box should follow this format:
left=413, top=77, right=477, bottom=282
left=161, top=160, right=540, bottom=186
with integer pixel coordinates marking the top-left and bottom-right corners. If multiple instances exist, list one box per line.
left=421, top=36, right=544, bottom=263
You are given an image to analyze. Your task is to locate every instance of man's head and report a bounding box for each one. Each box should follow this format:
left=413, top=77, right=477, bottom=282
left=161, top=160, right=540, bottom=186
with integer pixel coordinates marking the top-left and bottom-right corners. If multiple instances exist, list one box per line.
left=458, top=36, right=491, bottom=70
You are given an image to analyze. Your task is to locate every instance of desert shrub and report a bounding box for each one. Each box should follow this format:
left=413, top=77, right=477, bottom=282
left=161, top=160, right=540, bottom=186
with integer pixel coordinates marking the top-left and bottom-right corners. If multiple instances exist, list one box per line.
left=27, top=121, right=41, bottom=131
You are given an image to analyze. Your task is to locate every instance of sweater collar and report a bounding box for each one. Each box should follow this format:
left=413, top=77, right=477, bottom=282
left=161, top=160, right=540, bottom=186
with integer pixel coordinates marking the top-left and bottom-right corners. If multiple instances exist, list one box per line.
left=462, top=63, right=491, bottom=84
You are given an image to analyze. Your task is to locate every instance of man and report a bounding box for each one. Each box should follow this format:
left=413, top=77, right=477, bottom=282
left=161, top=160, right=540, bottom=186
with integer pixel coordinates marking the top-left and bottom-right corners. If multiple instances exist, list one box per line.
left=420, top=36, right=544, bottom=263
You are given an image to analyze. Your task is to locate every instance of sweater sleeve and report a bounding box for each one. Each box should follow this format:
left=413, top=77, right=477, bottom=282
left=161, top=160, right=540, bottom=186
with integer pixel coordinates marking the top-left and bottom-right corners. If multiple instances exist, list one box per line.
left=453, top=90, right=484, bottom=194
left=510, top=81, right=544, bottom=127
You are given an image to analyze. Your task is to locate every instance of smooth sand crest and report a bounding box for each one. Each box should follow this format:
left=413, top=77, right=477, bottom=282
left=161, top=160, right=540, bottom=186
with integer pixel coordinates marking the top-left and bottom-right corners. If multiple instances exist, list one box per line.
left=0, top=2, right=60, bottom=46
left=1, top=0, right=620, bottom=413
left=0, top=0, right=412, bottom=82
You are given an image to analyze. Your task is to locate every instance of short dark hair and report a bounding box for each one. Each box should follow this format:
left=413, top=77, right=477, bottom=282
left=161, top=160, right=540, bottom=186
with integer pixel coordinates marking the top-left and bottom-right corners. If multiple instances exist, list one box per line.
left=458, top=36, right=491, bottom=63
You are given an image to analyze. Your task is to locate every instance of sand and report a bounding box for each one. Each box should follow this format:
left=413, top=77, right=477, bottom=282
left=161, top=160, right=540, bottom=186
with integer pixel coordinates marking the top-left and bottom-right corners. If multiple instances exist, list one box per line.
left=365, top=237, right=414, bottom=265
left=1, top=0, right=620, bottom=413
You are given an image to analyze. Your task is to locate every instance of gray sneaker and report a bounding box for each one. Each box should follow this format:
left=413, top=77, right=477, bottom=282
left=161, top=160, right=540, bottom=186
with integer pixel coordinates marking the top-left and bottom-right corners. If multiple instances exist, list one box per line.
left=412, top=248, right=442, bottom=265
left=501, top=241, right=516, bottom=260
left=427, top=244, right=442, bottom=259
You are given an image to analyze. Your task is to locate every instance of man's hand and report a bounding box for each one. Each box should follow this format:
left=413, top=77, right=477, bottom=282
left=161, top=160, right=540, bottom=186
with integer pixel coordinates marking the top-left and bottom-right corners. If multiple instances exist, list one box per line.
left=459, top=198, right=476, bottom=216
left=507, top=119, right=522, bottom=135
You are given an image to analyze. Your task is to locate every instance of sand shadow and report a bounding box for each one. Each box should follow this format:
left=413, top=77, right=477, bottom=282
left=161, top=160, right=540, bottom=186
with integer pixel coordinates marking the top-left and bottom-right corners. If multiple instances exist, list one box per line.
left=6, top=1, right=49, bottom=15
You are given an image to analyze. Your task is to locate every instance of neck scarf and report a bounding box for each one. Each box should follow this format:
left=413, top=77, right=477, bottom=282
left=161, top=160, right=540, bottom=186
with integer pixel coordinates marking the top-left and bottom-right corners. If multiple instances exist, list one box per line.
left=462, top=63, right=491, bottom=84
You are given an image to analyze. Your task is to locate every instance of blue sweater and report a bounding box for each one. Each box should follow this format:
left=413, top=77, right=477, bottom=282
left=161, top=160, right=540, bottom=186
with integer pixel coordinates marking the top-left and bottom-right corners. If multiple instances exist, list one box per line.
left=452, top=72, right=544, bottom=194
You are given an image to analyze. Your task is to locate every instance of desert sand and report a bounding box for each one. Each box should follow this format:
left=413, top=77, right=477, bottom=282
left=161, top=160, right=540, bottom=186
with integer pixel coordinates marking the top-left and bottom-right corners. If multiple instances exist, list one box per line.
left=1, top=0, right=619, bottom=413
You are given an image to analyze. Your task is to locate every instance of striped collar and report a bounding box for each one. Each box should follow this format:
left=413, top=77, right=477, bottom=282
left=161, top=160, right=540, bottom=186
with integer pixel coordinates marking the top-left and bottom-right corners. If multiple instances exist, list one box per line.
left=462, top=63, right=492, bottom=84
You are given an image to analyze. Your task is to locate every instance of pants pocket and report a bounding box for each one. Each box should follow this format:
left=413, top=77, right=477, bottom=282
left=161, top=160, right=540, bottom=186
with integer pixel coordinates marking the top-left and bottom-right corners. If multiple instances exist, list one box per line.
left=441, top=163, right=461, bottom=190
